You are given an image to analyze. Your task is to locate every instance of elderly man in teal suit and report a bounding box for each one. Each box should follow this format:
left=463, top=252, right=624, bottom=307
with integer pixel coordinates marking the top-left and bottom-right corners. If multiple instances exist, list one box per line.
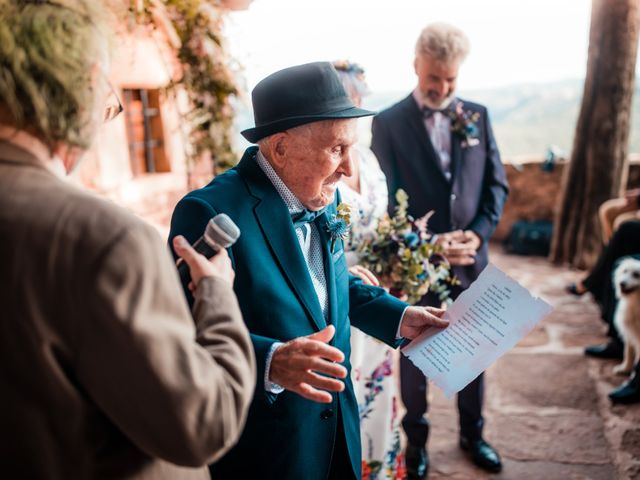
left=169, top=62, right=449, bottom=479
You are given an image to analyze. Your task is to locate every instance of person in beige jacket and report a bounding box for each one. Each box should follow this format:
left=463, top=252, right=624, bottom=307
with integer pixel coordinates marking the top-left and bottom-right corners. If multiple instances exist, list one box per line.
left=0, top=2, right=255, bottom=479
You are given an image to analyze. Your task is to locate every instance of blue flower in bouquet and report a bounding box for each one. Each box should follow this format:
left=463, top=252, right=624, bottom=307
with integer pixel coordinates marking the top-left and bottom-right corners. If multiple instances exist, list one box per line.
left=404, top=231, right=420, bottom=248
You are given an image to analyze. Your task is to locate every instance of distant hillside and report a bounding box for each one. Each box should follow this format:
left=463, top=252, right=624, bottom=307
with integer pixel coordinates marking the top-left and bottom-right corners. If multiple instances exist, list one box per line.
left=232, top=79, right=640, bottom=159
left=364, top=79, right=640, bottom=159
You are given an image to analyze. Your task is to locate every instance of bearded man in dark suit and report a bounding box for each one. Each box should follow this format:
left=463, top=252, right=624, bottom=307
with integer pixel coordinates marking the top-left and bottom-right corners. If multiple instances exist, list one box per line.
left=371, top=22, right=509, bottom=478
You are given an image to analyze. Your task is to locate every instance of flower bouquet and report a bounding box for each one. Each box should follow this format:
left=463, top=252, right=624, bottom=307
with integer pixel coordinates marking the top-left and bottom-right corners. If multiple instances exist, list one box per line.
left=357, top=189, right=457, bottom=305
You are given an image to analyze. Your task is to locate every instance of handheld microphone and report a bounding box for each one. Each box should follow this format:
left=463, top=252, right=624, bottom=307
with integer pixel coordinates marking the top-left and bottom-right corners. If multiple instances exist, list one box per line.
left=177, top=213, right=241, bottom=285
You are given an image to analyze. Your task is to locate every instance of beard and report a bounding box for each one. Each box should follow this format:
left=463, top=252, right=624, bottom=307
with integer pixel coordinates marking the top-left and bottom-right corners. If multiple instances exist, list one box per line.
left=422, top=90, right=456, bottom=110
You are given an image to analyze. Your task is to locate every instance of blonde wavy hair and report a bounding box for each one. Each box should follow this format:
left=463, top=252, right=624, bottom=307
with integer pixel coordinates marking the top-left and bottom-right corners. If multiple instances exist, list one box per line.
left=415, top=22, right=470, bottom=65
left=0, top=0, right=112, bottom=150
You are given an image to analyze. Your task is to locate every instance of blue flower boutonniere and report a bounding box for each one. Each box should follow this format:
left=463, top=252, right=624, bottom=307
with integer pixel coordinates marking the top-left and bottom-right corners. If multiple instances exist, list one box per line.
left=448, top=101, right=481, bottom=148
left=326, top=202, right=352, bottom=253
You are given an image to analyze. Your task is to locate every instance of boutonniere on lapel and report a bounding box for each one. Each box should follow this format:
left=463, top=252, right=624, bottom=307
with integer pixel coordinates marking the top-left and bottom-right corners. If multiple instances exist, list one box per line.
left=447, top=101, right=481, bottom=148
left=326, top=202, right=352, bottom=253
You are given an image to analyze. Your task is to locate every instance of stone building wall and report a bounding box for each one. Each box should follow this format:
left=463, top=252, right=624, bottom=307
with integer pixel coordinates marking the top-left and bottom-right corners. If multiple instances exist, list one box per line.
left=72, top=1, right=250, bottom=239
left=494, top=157, right=640, bottom=242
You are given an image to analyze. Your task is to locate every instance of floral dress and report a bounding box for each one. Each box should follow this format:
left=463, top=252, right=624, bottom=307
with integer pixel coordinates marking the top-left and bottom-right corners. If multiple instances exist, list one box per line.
left=338, top=146, right=405, bottom=480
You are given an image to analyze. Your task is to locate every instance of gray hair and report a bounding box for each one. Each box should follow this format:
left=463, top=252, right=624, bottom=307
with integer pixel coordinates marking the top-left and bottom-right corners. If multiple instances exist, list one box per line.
left=0, top=0, right=112, bottom=150
left=415, top=22, right=470, bottom=64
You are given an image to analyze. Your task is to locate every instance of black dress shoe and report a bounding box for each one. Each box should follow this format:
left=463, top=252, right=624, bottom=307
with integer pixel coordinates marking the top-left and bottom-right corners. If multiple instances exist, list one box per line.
left=609, top=375, right=640, bottom=404
left=584, top=341, right=623, bottom=360
left=459, top=436, right=502, bottom=473
left=405, top=444, right=429, bottom=480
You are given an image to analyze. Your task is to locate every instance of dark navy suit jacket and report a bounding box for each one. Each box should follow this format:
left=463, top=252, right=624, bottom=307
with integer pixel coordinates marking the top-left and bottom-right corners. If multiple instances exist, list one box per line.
left=371, top=95, right=509, bottom=288
left=168, top=147, right=407, bottom=479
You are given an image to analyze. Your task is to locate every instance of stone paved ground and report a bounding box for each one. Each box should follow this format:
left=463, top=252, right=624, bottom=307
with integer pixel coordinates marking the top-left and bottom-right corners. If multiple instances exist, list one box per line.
left=412, top=247, right=640, bottom=480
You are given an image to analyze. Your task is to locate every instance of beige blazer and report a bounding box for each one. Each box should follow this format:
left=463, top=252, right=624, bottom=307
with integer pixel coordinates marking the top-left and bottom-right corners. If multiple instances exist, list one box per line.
left=0, top=141, right=256, bottom=479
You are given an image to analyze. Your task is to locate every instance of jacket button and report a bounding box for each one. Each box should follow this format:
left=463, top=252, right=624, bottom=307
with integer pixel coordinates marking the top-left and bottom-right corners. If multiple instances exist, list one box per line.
left=320, top=408, right=334, bottom=420
left=450, top=193, right=457, bottom=201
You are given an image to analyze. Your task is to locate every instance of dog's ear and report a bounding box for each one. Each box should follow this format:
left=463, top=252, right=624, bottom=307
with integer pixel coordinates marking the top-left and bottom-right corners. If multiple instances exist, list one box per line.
left=613, top=264, right=624, bottom=300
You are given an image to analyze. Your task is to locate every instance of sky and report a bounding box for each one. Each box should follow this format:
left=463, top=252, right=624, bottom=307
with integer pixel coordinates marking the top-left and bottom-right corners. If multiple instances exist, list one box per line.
left=225, top=0, right=594, bottom=95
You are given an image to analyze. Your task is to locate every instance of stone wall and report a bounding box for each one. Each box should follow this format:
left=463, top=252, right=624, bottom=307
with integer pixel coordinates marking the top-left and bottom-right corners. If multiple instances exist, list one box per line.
left=494, top=157, right=640, bottom=241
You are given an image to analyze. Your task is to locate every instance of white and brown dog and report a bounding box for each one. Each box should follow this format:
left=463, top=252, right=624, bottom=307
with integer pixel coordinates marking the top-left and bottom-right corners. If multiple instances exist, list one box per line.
left=612, top=256, right=640, bottom=376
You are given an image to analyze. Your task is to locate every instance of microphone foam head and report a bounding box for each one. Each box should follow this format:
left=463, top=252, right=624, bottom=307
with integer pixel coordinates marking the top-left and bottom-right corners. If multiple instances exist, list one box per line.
left=205, top=213, right=241, bottom=248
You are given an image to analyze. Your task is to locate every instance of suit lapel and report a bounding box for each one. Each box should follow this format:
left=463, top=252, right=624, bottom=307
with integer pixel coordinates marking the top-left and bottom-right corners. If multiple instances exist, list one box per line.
left=401, top=96, right=450, bottom=183
left=450, top=129, right=463, bottom=184
left=315, top=211, right=338, bottom=328
left=237, top=151, right=327, bottom=331
left=448, top=97, right=464, bottom=184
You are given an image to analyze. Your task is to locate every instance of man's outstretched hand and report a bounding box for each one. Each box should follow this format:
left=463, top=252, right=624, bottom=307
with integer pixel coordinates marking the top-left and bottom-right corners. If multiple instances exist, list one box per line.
left=269, top=307, right=448, bottom=403
left=269, top=325, right=347, bottom=404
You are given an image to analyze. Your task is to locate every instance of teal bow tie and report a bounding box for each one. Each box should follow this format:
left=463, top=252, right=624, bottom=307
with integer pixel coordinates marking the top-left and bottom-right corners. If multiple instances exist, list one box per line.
left=291, top=208, right=325, bottom=230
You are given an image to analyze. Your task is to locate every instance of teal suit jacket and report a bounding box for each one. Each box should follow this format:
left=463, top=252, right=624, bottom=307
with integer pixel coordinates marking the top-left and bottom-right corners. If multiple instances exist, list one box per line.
left=168, top=147, right=407, bottom=479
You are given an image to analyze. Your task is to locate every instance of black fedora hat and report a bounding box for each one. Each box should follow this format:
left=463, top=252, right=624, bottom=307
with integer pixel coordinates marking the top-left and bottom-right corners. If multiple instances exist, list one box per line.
left=241, top=61, right=375, bottom=143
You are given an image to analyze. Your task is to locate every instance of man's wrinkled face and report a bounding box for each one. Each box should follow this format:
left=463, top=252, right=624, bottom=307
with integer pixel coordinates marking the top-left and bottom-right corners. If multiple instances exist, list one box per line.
left=414, top=54, right=460, bottom=109
left=278, top=119, right=357, bottom=211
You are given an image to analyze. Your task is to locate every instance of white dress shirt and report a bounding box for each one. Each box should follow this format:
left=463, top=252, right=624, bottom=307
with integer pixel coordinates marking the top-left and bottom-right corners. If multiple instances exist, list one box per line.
left=413, top=89, right=453, bottom=181
left=255, top=150, right=328, bottom=393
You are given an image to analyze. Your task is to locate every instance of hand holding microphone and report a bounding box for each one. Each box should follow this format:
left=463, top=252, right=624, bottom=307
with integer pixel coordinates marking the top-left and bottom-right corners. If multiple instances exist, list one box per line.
left=173, top=214, right=241, bottom=289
